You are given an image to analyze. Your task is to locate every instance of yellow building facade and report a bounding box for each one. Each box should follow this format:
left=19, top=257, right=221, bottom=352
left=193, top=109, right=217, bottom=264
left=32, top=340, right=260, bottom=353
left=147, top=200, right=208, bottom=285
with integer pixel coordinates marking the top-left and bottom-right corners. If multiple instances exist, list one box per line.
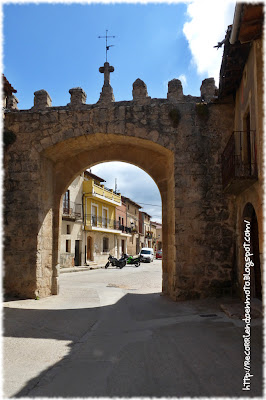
left=83, top=173, right=122, bottom=264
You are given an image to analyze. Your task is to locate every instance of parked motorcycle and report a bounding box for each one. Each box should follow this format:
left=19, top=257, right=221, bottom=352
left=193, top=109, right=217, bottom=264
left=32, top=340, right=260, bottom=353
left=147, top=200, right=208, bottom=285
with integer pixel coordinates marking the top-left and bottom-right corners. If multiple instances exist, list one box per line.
left=105, top=254, right=127, bottom=269
left=125, top=254, right=140, bottom=267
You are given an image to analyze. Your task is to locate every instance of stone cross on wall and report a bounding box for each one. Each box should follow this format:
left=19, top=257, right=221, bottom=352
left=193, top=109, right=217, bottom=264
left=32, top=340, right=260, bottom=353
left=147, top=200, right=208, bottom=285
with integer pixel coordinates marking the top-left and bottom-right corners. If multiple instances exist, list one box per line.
left=99, top=62, right=114, bottom=86
left=98, top=62, right=115, bottom=103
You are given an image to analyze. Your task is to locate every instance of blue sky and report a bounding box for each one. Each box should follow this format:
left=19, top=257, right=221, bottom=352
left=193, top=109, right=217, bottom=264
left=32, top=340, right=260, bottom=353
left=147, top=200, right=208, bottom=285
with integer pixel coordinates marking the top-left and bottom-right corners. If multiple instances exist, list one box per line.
left=3, top=1, right=236, bottom=222
left=4, top=2, right=188, bottom=108
left=3, top=1, right=235, bottom=109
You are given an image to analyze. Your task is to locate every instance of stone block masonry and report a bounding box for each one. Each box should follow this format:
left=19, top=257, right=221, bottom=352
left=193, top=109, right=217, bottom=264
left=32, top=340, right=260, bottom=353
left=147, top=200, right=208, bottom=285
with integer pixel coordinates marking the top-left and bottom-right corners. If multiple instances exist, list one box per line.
left=4, top=76, right=235, bottom=300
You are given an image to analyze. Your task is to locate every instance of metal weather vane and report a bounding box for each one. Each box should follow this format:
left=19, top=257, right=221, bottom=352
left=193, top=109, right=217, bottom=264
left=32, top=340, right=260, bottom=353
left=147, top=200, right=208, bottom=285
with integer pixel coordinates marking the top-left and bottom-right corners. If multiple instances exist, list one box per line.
left=98, top=30, right=115, bottom=62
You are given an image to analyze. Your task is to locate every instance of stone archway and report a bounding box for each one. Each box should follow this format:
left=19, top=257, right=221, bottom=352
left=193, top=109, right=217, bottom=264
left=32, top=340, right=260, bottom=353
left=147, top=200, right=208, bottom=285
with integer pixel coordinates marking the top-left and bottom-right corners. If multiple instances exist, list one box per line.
left=4, top=77, right=236, bottom=300
left=43, top=133, right=175, bottom=299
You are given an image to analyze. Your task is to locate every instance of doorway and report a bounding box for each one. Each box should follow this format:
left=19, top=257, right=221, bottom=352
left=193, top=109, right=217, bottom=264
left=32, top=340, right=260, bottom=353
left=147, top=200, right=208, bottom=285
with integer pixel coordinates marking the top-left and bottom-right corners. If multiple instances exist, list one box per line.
left=87, top=236, right=93, bottom=261
left=74, top=240, right=81, bottom=266
left=121, top=239, right=125, bottom=255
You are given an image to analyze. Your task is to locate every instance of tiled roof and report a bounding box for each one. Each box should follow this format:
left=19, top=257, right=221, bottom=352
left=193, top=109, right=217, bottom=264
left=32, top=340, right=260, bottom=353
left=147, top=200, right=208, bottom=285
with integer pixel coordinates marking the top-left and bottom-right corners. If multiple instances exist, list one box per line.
left=3, top=74, right=17, bottom=95
left=84, top=170, right=106, bottom=183
left=121, top=196, right=142, bottom=209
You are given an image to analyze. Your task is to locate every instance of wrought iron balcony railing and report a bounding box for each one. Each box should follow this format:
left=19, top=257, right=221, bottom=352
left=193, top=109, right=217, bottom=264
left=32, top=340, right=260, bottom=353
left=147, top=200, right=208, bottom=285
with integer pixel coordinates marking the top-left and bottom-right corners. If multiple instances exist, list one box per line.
left=85, top=214, right=121, bottom=231
left=119, top=225, right=132, bottom=234
left=221, top=130, right=258, bottom=194
left=62, top=202, right=82, bottom=220
left=145, top=233, right=153, bottom=239
left=83, top=180, right=121, bottom=204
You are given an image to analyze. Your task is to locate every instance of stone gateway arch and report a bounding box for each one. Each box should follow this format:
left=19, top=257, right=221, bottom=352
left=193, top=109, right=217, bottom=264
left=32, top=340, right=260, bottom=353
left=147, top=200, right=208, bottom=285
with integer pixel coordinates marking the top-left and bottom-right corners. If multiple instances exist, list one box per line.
left=4, top=68, right=235, bottom=300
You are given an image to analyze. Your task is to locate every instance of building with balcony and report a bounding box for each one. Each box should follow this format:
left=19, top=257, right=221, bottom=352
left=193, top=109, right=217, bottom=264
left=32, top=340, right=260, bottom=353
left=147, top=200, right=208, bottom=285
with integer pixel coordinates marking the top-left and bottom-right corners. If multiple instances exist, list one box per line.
left=60, top=174, right=84, bottom=268
left=219, top=3, right=263, bottom=299
left=139, top=211, right=152, bottom=248
left=150, top=221, right=157, bottom=251
left=115, top=199, right=132, bottom=258
left=222, top=130, right=258, bottom=194
left=83, top=170, right=122, bottom=264
left=153, top=222, right=162, bottom=251
left=121, top=196, right=142, bottom=255
left=59, top=170, right=154, bottom=266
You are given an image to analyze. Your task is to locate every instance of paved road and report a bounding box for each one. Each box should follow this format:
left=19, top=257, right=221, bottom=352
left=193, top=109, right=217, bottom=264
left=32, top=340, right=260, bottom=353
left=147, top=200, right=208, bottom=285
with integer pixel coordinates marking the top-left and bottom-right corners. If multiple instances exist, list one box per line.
left=3, top=260, right=263, bottom=397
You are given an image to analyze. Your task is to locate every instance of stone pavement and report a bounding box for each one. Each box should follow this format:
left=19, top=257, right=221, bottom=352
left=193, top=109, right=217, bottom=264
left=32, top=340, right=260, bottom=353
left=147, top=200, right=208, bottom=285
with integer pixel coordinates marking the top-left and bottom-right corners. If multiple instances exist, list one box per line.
left=3, top=265, right=263, bottom=398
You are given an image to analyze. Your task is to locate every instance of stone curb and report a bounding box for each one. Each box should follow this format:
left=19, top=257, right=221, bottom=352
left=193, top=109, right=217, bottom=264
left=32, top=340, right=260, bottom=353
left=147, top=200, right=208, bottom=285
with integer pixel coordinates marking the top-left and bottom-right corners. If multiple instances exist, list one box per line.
left=220, top=300, right=262, bottom=319
left=60, top=265, right=105, bottom=274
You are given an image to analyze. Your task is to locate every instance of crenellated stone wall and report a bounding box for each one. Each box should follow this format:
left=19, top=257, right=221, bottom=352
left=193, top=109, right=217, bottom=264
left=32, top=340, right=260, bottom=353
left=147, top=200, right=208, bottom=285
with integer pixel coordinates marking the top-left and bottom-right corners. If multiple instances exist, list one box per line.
left=4, top=76, right=236, bottom=300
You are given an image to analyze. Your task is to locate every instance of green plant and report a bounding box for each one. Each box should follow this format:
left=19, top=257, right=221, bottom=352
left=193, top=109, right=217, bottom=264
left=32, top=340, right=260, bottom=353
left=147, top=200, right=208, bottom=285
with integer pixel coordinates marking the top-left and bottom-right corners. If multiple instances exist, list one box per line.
left=168, top=108, right=181, bottom=128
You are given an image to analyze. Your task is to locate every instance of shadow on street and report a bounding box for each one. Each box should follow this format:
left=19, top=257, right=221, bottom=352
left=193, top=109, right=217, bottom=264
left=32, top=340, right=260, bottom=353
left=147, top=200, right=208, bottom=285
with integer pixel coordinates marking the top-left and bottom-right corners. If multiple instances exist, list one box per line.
left=3, top=292, right=263, bottom=398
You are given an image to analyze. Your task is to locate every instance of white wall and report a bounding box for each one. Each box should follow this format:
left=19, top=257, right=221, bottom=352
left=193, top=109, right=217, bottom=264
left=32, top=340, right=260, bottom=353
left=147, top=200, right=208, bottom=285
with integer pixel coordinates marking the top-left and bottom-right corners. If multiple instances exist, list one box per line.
left=60, top=174, right=85, bottom=267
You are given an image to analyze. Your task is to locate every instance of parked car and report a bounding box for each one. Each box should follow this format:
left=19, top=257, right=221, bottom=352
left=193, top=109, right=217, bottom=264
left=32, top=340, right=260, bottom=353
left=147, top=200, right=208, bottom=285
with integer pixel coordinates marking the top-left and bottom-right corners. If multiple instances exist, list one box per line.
left=156, top=250, right=162, bottom=259
left=140, top=248, right=154, bottom=263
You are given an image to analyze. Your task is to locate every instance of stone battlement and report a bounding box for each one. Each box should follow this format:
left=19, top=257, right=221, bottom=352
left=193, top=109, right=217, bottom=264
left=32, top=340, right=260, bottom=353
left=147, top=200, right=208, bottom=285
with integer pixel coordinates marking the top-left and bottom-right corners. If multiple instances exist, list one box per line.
left=5, top=78, right=218, bottom=112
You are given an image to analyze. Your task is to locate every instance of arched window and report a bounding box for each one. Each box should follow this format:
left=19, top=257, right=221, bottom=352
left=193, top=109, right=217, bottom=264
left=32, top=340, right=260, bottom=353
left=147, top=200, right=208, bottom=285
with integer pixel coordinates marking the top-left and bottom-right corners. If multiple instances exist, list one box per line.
left=103, top=237, right=109, bottom=253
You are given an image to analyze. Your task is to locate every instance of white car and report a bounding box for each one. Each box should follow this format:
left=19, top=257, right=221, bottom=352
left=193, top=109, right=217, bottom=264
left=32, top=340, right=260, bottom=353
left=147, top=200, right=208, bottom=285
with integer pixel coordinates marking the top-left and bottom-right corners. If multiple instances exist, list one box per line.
left=140, top=248, right=154, bottom=263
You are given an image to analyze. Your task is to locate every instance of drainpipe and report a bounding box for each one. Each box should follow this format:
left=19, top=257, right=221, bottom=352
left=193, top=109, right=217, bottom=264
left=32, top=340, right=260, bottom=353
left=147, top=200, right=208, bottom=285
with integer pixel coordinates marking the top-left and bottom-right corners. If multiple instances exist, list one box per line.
left=82, top=194, right=85, bottom=229
left=230, top=3, right=243, bottom=44
left=126, top=207, right=128, bottom=231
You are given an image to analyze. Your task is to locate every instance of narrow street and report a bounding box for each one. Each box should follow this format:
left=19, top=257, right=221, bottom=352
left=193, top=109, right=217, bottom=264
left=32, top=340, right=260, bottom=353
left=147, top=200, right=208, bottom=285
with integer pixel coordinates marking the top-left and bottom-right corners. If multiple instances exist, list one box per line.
left=3, top=260, right=263, bottom=397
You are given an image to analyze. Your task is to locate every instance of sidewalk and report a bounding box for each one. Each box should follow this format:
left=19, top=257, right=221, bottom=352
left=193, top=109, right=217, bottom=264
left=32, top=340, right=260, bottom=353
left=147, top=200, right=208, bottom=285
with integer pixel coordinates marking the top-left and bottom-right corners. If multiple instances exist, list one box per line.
left=60, top=263, right=105, bottom=273
left=220, top=297, right=262, bottom=319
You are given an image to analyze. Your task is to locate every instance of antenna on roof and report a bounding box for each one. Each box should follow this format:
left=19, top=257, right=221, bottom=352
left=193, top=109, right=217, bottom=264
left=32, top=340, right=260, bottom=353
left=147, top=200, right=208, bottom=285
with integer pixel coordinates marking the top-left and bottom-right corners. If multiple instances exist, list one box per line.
left=115, top=178, right=117, bottom=193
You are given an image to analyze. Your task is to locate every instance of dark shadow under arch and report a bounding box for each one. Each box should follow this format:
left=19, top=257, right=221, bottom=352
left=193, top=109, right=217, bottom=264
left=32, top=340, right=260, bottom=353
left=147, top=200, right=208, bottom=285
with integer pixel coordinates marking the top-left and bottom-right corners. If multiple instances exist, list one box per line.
left=243, top=202, right=262, bottom=300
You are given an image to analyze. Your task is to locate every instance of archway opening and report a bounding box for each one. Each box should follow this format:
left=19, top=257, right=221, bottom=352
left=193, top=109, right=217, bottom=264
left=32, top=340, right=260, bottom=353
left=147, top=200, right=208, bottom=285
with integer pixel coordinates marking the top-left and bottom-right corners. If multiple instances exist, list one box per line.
left=39, top=133, right=175, bottom=299
left=59, top=161, right=162, bottom=273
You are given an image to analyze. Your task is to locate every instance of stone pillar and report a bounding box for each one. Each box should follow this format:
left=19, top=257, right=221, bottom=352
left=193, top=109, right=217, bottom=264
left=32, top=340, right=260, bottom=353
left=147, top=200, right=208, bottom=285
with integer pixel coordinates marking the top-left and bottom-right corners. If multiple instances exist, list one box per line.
left=32, top=89, right=52, bottom=110
left=4, top=154, right=42, bottom=298
left=36, top=157, right=56, bottom=298
left=6, top=94, right=19, bottom=110
left=200, top=78, right=217, bottom=102
left=132, top=79, right=151, bottom=104
left=167, top=79, right=183, bottom=102
left=69, top=87, right=87, bottom=107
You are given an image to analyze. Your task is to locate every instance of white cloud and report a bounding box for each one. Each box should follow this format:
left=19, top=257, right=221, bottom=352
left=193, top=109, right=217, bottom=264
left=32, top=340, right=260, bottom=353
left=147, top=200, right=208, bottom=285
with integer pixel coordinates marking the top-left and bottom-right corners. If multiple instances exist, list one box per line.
left=178, top=74, right=187, bottom=87
left=90, top=162, right=162, bottom=223
left=183, top=0, right=235, bottom=85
